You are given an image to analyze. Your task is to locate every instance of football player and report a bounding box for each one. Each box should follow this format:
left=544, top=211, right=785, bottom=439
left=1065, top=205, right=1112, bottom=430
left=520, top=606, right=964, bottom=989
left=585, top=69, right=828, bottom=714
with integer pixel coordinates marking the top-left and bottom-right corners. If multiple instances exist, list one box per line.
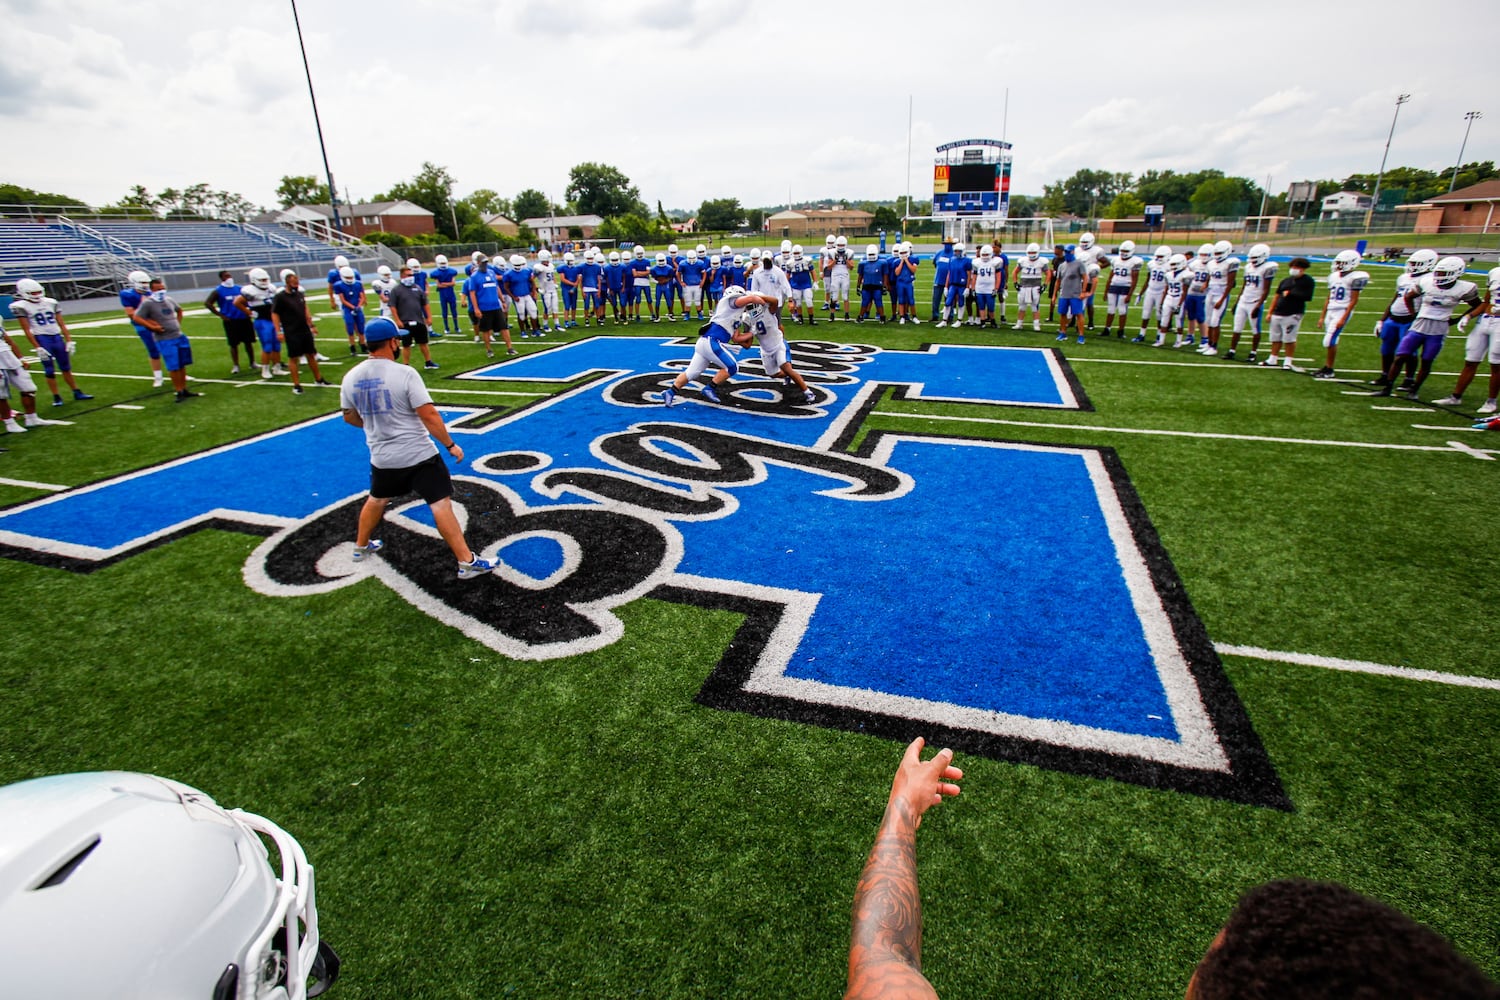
left=783, top=245, right=817, bottom=325
left=1076, top=231, right=1105, bottom=330
left=119, top=269, right=165, bottom=387
left=1372, top=256, right=1484, bottom=399
left=370, top=264, right=397, bottom=321
left=658, top=285, right=773, bottom=406
left=857, top=245, right=890, bottom=323
left=820, top=234, right=837, bottom=311
left=1371, top=249, right=1437, bottom=388
left=749, top=247, right=792, bottom=319
left=629, top=246, right=652, bottom=322
left=1433, top=265, right=1500, bottom=412
left=504, top=254, right=539, bottom=337
left=969, top=245, right=1002, bottom=328
left=1132, top=246, right=1171, bottom=343
left=9, top=279, right=92, bottom=406
left=1226, top=244, right=1277, bottom=362
left=706, top=254, right=726, bottom=313
left=605, top=250, right=627, bottom=324
left=533, top=249, right=559, bottom=333
left=1154, top=254, right=1190, bottom=348
left=1102, top=240, right=1142, bottom=339
left=1311, top=250, right=1370, bottom=379
left=203, top=269, right=255, bottom=373
left=649, top=252, right=677, bottom=322
left=679, top=248, right=709, bottom=322
left=325, top=254, right=356, bottom=311
left=331, top=265, right=368, bottom=356
left=827, top=236, right=854, bottom=321
left=739, top=299, right=818, bottom=403
left=558, top=251, right=582, bottom=327
left=890, top=243, right=920, bottom=325
left=430, top=254, right=460, bottom=336
left=938, top=242, right=972, bottom=327
left=1201, top=240, right=1239, bottom=356
left=1012, top=243, right=1049, bottom=332
left=235, top=268, right=284, bottom=379
left=1180, top=244, right=1213, bottom=348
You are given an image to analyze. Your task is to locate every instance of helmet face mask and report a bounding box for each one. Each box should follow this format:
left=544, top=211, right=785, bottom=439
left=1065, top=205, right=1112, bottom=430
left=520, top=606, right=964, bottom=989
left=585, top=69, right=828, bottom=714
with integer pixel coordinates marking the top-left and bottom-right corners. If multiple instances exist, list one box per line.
left=1079, top=232, right=1095, bottom=250
left=435, top=254, right=448, bottom=266
left=1026, top=242, right=1040, bottom=259
left=1247, top=243, right=1270, bottom=266
left=1153, top=246, right=1171, bottom=263
left=1406, top=248, right=1438, bottom=276
left=248, top=267, right=272, bottom=290
left=333, top=255, right=349, bottom=269
left=338, top=266, right=355, bottom=281
left=127, top=269, right=152, bottom=292
left=1119, top=240, right=1136, bottom=256
left=17, top=278, right=44, bottom=302
left=1434, top=256, right=1465, bottom=287
left=865, top=245, right=878, bottom=260
left=1212, top=240, right=1232, bottom=261
left=1168, top=253, right=1187, bottom=270
left=1334, top=249, right=1362, bottom=274
left=835, top=236, right=847, bottom=248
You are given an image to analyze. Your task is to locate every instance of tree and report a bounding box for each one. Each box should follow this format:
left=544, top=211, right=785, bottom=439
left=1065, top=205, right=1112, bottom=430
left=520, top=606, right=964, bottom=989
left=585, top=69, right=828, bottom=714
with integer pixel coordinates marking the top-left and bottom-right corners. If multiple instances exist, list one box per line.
left=696, top=197, right=742, bottom=232
left=377, top=162, right=458, bottom=237
left=566, top=162, right=643, bottom=219
left=746, top=208, right=766, bottom=231
left=209, top=190, right=258, bottom=221
left=108, top=184, right=160, bottom=217
left=0, top=183, right=89, bottom=214
left=872, top=205, right=901, bottom=230
left=513, top=188, right=552, bottom=222
left=1190, top=176, right=1250, bottom=217
left=461, top=188, right=510, bottom=218
left=596, top=213, right=670, bottom=245
left=1134, top=169, right=1201, bottom=212
left=1103, top=191, right=1145, bottom=219
left=276, top=174, right=331, bottom=208
left=1040, top=168, right=1131, bottom=218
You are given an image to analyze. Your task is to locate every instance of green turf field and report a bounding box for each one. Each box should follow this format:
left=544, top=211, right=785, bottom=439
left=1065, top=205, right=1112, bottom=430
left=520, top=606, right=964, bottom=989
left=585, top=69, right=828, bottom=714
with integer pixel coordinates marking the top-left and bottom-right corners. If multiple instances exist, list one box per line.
left=1, top=268, right=1496, bottom=999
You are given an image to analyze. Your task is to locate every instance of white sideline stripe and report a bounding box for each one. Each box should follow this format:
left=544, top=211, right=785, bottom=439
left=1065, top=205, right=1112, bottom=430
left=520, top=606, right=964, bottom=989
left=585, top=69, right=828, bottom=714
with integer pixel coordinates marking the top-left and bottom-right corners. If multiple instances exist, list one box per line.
left=66, top=308, right=212, bottom=330
left=871, top=410, right=1500, bottom=456
left=1369, top=405, right=1428, bottom=412
left=60, top=371, right=542, bottom=398
left=0, top=475, right=67, bottom=491
left=1214, top=643, right=1500, bottom=691
left=1071, top=357, right=1462, bottom=377
left=111, top=404, right=144, bottom=410
left=1413, top=423, right=1483, bottom=433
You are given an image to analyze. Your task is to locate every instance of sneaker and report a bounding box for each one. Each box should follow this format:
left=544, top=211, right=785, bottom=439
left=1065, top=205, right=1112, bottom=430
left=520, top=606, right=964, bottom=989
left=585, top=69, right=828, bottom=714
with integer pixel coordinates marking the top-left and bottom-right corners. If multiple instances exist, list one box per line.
left=935, top=320, right=947, bottom=328
left=424, top=361, right=441, bottom=369
left=1369, top=376, right=1391, bottom=386
left=1370, top=385, right=1393, bottom=397
left=72, top=390, right=94, bottom=401
left=486, top=349, right=495, bottom=358
left=803, top=389, right=816, bottom=403
left=506, top=348, right=518, bottom=356
left=351, top=538, right=384, bottom=562
left=152, top=376, right=164, bottom=388
left=261, top=367, right=272, bottom=380
left=898, top=317, right=906, bottom=325
left=231, top=365, right=241, bottom=374
left=52, top=395, right=63, bottom=407
left=661, top=387, right=676, bottom=407
left=1130, top=334, right=1145, bottom=343
left=457, top=556, right=495, bottom=580
left=273, top=364, right=289, bottom=375
left=911, top=317, right=920, bottom=325
left=292, top=386, right=304, bottom=395
left=1013, top=321, right=1023, bottom=330
left=1282, top=360, right=1296, bottom=370
left=1224, top=350, right=1236, bottom=360
left=1246, top=352, right=1257, bottom=363
left=1312, top=368, right=1335, bottom=379
left=1032, top=321, right=1040, bottom=332
left=1055, top=333, right=1067, bottom=341
left=315, top=353, right=330, bottom=362
left=316, top=379, right=331, bottom=386
left=1076, top=335, right=1086, bottom=345
left=1404, top=389, right=1422, bottom=401
left=1478, top=399, right=1498, bottom=414
left=4, top=419, right=24, bottom=433
left=701, top=383, right=722, bottom=404
left=1260, top=357, right=1279, bottom=367
left=1432, top=394, right=1464, bottom=406
left=1399, top=378, right=1416, bottom=392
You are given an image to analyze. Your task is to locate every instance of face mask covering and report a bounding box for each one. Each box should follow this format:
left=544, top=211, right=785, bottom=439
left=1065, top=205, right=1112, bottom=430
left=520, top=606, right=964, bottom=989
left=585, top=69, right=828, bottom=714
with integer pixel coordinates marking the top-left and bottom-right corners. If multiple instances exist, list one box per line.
left=150, top=289, right=167, bottom=302
left=1289, top=268, right=1303, bottom=277
left=401, top=276, right=416, bottom=287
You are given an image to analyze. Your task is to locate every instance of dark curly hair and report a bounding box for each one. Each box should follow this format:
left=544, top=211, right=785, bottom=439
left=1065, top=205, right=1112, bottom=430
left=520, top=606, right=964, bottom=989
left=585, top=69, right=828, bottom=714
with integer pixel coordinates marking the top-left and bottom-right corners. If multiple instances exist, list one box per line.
left=1190, top=880, right=1499, bottom=1000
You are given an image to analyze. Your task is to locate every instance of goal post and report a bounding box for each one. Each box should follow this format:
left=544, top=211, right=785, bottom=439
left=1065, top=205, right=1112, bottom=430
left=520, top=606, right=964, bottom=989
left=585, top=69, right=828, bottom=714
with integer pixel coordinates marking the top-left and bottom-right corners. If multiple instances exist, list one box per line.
left=901, top=215, right=1055, bottom=253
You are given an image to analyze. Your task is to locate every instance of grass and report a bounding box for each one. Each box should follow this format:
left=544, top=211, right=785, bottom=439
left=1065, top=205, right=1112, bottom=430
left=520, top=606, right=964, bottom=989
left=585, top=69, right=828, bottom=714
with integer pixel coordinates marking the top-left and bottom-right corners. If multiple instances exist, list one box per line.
left=2, top=273, right=1497, bottom=998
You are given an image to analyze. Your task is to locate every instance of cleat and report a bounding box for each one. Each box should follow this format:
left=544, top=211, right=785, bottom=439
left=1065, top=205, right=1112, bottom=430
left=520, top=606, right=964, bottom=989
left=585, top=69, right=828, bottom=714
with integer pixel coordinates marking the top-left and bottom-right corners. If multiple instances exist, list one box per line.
left=911, top=317, right=920, bottom=325
left=661, top=387, right=676, bottom=407
left=315, top=352, right=330, bottom=361
left=934, top=320, right=946, bottom=328
left=1478, top=399, right=1497, bottom=414
left=1260, top=357, right=1279, bottom=367
left=1131, top=334, right=1145, bottom=343
left=700, top=383, right=722, bottom=404
left=506, top=348, right=518, bottom=356
left=1399, top=378, right=1416, bottom=392
left=898, top=317, right=906, bottom=325
left=1224, top=350, right=1236, bottom=360
left=457, top=556, right=495, bottom=580
left=273, top=364, right=289, bottom=375
left=1246, top=352, right=1257, bottom=363
left=52, top=395, right=63, bottom=407
left=424, top=361, right=441, bottom=369
left=1076, top=335, right=1086, bottom=345
left=1013, top=321, right=1023, bottom=330
left=486, top=349, right=495, bottom=358
left=1369, top=376, right=1391, bottom=386
left=1403, top=389, right=1422, bottom=401
left=4, top=419, right=25, bottom=433
left=1370, top=385, right=1393, bottom=397
left=1312, top=368, right=1335, bottom=379
left=261, top=367, right=273, bottom=380
left=316, top=379, right=331, bottom=386
left=73, top=390, right=94, bottom=400
left=292, top=386, right=304, bottom=395
left=1055, top=333, right=1067, bottom=341
left=231, top=365, right=241, bottom=374
left=1032, top=321, right=1040, bottom=331
left=804, top=389, right=816, bottom=404
left=1432, top=395, right=1463, bottom=406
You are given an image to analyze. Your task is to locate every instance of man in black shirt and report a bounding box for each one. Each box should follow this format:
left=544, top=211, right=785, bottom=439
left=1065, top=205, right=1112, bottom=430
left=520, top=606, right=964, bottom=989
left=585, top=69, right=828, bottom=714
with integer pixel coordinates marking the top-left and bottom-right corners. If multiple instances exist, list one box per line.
left=270, top=272, right=329, bottom=395
left=1258, top=257, right=1316, bottom=370
left=390, top=265, right=438, bottom=370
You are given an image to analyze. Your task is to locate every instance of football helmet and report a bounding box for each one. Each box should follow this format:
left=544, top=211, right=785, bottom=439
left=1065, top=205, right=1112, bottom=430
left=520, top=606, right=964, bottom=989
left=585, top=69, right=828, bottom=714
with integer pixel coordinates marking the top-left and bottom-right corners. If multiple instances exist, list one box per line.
left=338, top=265, right=355, bottom=281
left=686, top=249, right=698, bottom=262
left=471, top=250, right=483, bottom=262
left=434, top=254, right=449, bottom=267
left=0, top=771, right=339, bottom=1000
left=695, top=243, right=707, bottom=256
left=375, top=264, right=392, bottom=280
left=279, top=269, right=297, bottom=283
left=979, top=245, right=994, bottom=259
left=1079, top=232, right=1095, bottom=250
left=720, top=245, right=732, bottom=259
left=563, top=251, right=575, bottom=264
left=1212, top=240, right=1232, bottom=261
left=791, top=244, right=804, bottom=258
left=865, top=245, right=879, bottom=260
left=953, top=242, right=966, bottom=255
left=749, top=247, right=762, bottom=261
left=1433, top=256, right=1466, bottom=287
left=509, top=254, right=526, bottom=268
left=1118, top=240, right=1136, bottom=256
left=780, top=239, right=793, bottom=255
left=896, top=244, right=909, bottom=257
left=16, top=278, right=44, bottom=302
left=1406, top=248, right=1439, bottom=276
left=732, top=254, right=744, bottom=266
left=1333, top=249, right=1362, bottom=274
left=472, top=253, right=488, bottom=267
left=825, top=234, right=836, bottom=247
left=667, top=243, right=679, bottom=255
left=1197, top=243, right=1214, bottom=261
left=1168, top=253, right=1187, bottom=270
left=608, top=250, right=621, bottom=263
left=710, top=254, right=721, bottom=266
left=1153, top=246, right=1172, bottom=263
left=835, top=235, right=848, bottom=248
left=405, top=258, right=420, bottom=271
left=772, top=253, right=783, bottom=266
left=633, top=246, right=645, bottom=259
left=127, top=270, right=152, bottom=292
left=1488, top=265, right=1500, bottom=290
left=723, top=284, right=746, bottom=299
left=537, top=249, right=551, bottom=262
left=333, top=255, right=349, bottom=269
left=1247, top=244, right=1270, bottom=267
left=655, top=252, right=667, bottom=264
left=1026, top=242, right=1041, bottom=259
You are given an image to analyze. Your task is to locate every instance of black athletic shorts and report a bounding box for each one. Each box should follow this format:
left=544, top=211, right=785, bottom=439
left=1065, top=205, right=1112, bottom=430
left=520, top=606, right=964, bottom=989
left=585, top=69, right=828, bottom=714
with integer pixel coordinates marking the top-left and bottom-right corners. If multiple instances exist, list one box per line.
left=369, top=452, right=452, bottom=503
left=283, top=328, right=315, bottom=359
left=223, top=317, right=255, bottom=347
left=477, top=308, right=508, bottom=332
left=401, top=322, right=430, bottom=347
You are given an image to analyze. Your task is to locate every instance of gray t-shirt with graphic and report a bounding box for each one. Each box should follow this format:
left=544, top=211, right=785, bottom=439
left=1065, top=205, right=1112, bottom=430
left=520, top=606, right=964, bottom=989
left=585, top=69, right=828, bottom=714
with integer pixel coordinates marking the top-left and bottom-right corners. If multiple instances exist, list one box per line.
left=340, top=357, right=439, bottom=469
left=133, top=294, right=183, bottom=340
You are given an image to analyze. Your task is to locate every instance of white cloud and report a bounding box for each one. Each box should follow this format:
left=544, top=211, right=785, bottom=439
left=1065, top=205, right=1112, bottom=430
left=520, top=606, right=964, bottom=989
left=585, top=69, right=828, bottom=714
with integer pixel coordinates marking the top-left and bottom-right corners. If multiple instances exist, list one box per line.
left=1245, top=87, right=1315, bottom=118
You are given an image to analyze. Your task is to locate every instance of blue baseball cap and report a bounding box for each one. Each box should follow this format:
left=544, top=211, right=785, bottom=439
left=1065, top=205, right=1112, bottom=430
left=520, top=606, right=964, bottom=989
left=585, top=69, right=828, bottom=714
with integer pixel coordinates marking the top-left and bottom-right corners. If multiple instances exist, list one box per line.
left=364, top=317, right=400, bottom=343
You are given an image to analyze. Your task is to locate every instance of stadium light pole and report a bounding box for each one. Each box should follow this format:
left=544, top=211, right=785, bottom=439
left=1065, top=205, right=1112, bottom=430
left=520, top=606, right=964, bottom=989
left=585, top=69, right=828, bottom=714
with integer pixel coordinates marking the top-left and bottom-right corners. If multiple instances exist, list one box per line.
left=290, top=0, right=343, bottom=234
left=1449, top=111, right=1483, bottom=193
left=1365, top=93, right=1411, bottom=229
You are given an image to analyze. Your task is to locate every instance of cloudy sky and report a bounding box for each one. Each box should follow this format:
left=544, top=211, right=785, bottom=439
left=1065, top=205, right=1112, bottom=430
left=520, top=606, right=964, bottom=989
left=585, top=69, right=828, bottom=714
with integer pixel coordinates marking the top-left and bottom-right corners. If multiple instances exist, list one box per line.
left=2, top=0, right=1495, bottom=215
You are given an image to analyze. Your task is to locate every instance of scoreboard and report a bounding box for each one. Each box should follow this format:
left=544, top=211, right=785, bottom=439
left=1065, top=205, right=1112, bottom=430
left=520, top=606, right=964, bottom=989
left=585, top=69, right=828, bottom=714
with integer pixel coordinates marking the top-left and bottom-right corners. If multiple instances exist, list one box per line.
left=931, top=139, right=1012, bottom=218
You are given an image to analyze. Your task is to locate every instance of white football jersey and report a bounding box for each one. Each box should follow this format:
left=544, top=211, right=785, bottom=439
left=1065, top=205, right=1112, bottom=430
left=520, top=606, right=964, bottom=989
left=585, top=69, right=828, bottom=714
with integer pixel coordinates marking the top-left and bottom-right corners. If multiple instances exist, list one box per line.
left=8, top=297, right=63, bottom=337
left=1077, top=245, right=1105, bottom=267
left=1237, top=261, right=1278, bottom=305
left=784, top=255, right=815, bottom=279
left=535, top=262, right=556, bottom=289
left=1323, top=270, right=1370, bottom=314
left=1143, top=260, right=1170, bottom=292
left=1165, top=268, right=1191, bottom=301
left=1187, top=260, right=1212, bottom=294
left=1207, top=257, right=1240, bottom=295
left=239, top=283, right=275, bottom=318
left=710, top=289, right=755, bottom=332
left=1414, top=275, right=1477, bottom=322
left=1107, top=254, right=1142, bottom=288
left=1387, top=272, right=1422, bottom=318
left=827, top=248, right=854, bottom=275
left=1015, top=257, right=1048, bottom=287
left=1489, top=277, right=1500, bottom=312
left=972, top=258, right=1000, bottom=294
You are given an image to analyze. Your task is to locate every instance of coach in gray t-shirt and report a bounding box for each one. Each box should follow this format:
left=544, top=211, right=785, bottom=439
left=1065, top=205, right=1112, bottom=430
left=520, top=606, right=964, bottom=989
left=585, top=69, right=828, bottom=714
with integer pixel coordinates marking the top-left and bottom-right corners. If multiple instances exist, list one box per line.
left=1052, top=247, right=1095, bottom=340
left=130, top=279, right=198, bottom=401
left=339, top=317, right=493, bottom=579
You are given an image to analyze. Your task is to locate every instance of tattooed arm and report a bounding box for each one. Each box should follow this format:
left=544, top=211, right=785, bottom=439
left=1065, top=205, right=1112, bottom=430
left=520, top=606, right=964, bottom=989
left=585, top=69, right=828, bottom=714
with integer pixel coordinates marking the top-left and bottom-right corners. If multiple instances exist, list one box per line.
left=845, top=738, right=964, bottom=1000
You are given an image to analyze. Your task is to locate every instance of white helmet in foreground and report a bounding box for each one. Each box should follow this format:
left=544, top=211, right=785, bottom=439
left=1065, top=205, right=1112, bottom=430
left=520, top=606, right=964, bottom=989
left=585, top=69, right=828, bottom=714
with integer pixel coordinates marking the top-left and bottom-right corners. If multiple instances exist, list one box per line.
left=434, top=254, right=449, bottom=266
left=405, top=257, right=420, bottom=271
left=1026, top=242, right=1041, bottom=259
left=338, top=265, right=355, bottom=281
left=1433, top=256, right=1466, bottom=287
left=1118, top=240, right=1136, bottom=256
left=1153, top=245, right=1172, bottom=262
left=1406, top=248, right=1439, bottom=276
left=248, top=267, right=272, bottom=289
left=1168, top=253, right=1187, bottom=270
left=1247, top=244, right=1270, bottom=267
left=0, top=771, right=340, bottom=999
left=333, top=255, right=349, bottom=269
left=15, top=278, right=44, bottom=302
left=376, top=264, right=392, bottom=279
left=1079, top=232, right=1096, bottom=250
left=127, top=269, right=151, bottom=291
left=1333, top=249, right=1362, bottom=274
left=865, top=244, right=879, bottom=260
left=1212, top=240, right=1232, bottom=261
left=509, top=254, right=526, bottom=268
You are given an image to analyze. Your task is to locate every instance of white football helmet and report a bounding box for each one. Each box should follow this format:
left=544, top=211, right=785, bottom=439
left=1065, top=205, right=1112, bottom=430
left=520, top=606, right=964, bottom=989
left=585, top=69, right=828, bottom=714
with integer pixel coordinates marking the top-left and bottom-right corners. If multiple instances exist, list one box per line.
left=1333, top=249, right=1362, bottom=274
left=1153, top=246, right=1171, bottom=263
left=772, top=253, right=783, bottom=266
left=686, top=249, right=698, bottom=262
left=405, top=258, right=420, bottom=271
left=835, top=236, right=848, bottom=248
left=732, top=254, right=744, bottom=266
left=791, top=244, right=804, bottom=259
left=633, top=246, right=645, bottom=259
left=865, top=245, right=879, bottom=260
left=1488, top=265, right=1500, bottom=290
left=655, top=252, right=667, bottom=264
left=375, top=264, right=392, bottom=280
left=537, top=249, right=551, bottom=262
left=1197, top=243, right=1214, bottom=261
left=1026, top=242, right=1041, bottom=259
left=720, top=245, right=732, bottom=259
left=710, top=254, right=721, bottom=266
left=825, top=234, right=836, bottom=247
left=667, top=243, right=679, bottom=255
left=780, top=239, right=793, bottom=255
left=1406, top=248, right=1439, bottom=276
left=333, top=255, right=349, bottom=269
left=338, top=265, right=355, bottom=281
left=434, top=254, right=449, bottom=266
left=0, top=771, right=339, bottom=1000
left=16, top=278, right=44, bottom=302
left=1118, top=240, right=1136, bottom=257
left=1247, top=244, right=1270, bottom=267
left=749, top=247, right=763, bottom=261
left=695, top=243, right=707, bottom=256
left=979, top=245, right=994, bottom=259
left=608, top=250, right=621, bottom=263
left=508, top=254, right=525, bottom=268
left=953, top=242, right=966, bottom=255
left=563, top=251, right=576, bottom=264
left=280, top=268, right=297, bottom=283
left=896, top=244, right=909, bottom=257
left=127, top=269, right=152, bottom=292
left=723, top=284, right=746, bottom=299
left=1168, top=253, right=1187, bottom=270
left=1433, top=256, right=1466, bottom=287
left=471, top=250, right=483, bottom=262
left=249, top=267, right=275, bottom=290
left=1079, top=232, right=1096, bottom=251
left=1213, top=240, right=1232, bottom=261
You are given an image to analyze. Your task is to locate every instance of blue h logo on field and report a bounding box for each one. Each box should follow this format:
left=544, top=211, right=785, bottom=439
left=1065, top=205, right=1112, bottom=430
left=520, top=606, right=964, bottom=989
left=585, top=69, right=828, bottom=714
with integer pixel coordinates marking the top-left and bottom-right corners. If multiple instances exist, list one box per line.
left=0, top=336, right=1284, bottom=807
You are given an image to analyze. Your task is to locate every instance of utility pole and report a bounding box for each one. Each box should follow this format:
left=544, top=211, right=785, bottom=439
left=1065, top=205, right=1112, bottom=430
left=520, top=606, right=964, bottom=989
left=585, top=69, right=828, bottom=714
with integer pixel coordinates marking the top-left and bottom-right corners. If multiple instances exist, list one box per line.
left=1449, top=111, right=1483, bottom=193
left=290, top=0, right=342, bottom=234
left=1365, top=93, right=1411, bottom=229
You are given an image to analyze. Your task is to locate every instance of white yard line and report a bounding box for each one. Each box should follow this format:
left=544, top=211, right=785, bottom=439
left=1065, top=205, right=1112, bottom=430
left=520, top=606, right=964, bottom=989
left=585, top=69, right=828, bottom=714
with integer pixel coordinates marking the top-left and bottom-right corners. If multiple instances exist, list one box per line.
left=1215, top=643, right=1500, bottom=691
left=1369, top=405, right=1429, bottom=412
left=1071, top=357, right=1462, bottom=377
left=871, top=410, right=1500, bottom=457
left=0, top=475, right=68, bottom=491
left=111, top=404, right=144, bottom=410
